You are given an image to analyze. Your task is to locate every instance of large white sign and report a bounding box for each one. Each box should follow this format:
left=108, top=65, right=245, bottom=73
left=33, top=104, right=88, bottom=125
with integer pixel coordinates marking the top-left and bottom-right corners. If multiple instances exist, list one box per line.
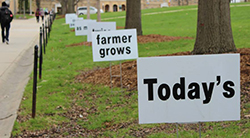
left=87, top=22, right=116, bottom=42
left=69, top=18, right=84, bottom=28
left=92, top=29, right=138, bottom=62
left=65, top=13, right=77, bottom=24
left=75, top=20, right=96, bottom=36
left=138, top=54, right=240, bottom=124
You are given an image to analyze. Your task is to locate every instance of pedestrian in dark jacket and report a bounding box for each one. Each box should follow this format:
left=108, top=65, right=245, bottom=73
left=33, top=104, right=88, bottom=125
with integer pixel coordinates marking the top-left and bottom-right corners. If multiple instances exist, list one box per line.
left=35, top=9, right=40, bottom=23
left=0, top=2, right=13, bottom=44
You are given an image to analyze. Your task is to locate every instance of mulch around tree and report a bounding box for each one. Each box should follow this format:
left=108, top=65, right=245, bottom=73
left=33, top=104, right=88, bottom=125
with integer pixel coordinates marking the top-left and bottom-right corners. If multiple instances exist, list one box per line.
left=65, top=34, right=193, bottom=47
left=75, top=48, right=250, bottom=91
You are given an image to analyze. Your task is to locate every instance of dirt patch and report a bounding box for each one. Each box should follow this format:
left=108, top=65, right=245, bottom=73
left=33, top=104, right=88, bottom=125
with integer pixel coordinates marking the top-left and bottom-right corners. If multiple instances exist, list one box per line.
left=66, top=42, right=92, bottom=47
left=76, top=49, right=250, bottom=90
left=65, top=34, right=193, bottom=47
left=56, top=15, right=65, bottom=20
left=138, top=34, right=193, bottom=44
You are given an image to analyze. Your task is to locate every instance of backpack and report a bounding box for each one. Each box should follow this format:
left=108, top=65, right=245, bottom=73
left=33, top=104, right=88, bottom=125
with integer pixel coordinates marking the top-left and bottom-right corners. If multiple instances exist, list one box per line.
left=1, top=8, right=12, bottom=25
left=35, top=11, right=40, bottom=16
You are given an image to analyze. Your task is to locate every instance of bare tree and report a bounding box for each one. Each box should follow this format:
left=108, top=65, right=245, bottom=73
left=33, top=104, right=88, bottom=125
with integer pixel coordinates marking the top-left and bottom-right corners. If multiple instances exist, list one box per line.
left=96, top=0, right=101, bottom=21
left=125, top=0, right=142, bottom=36
left=59, top=0, right=67, bottom=15
left=59, top=0, right=81, bottom=15
left=87, top=0, right=90, bottom=19
left=35, top=0, right=40, bottom=9
left=192, top=0, right=236, bottom=54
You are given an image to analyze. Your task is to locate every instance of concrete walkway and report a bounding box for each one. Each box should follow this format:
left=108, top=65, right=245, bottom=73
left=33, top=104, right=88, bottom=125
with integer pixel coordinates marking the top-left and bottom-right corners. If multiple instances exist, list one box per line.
left=0, top=17, right=42, bottom=138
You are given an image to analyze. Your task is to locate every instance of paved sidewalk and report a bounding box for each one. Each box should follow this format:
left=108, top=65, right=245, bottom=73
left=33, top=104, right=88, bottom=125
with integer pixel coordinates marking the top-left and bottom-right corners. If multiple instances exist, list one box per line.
left=0, top=17, right=42, bottom=138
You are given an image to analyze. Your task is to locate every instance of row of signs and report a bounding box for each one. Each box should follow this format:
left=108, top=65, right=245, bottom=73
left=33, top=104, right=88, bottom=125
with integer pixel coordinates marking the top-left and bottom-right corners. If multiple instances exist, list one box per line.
left=65, top=14, right=240, bottom=124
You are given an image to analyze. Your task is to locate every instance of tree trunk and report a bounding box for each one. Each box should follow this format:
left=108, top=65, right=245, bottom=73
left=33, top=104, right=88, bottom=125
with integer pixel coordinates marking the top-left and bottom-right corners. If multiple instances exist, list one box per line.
left=60, top=0, right=67, bottom=15
left=192, top=0, right=236, bottom=54
left=97, top=0, right=101, bottom=22
left=66, top=0, right=74, bottom=13
left=87, top=0, right=90, bottom=19
left=178, top=0, right=181, bottom=6
left=125, top=0, right=142, bottom=36
left=36, top=0, right=40, bottom=9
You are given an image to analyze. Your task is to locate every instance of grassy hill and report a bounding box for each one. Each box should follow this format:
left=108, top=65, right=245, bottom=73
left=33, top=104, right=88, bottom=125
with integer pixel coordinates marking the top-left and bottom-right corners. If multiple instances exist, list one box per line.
left=12, top=3, right=250, bottom=137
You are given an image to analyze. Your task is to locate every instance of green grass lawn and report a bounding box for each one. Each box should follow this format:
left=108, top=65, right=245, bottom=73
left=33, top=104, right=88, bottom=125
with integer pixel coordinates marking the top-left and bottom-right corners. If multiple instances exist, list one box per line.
left=12, top=2, right=250, bottom=137
left=14, top=14, right=34, bottom=19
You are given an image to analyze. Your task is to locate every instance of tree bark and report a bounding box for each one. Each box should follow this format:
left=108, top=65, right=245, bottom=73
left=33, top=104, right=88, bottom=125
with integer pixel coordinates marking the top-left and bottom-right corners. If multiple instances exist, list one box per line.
left=35, top=0, right=40, bottom=9
left=60, top=0, right=67, bottom=15
left=192, top=0, right=236, bottom=54
left=87, top=0, right=90, bottom=19
left=66, top=0, right=74, bottom=13
left=125, top=0, right=142, bottom=36
left=97, top=0, right=101, bottom=22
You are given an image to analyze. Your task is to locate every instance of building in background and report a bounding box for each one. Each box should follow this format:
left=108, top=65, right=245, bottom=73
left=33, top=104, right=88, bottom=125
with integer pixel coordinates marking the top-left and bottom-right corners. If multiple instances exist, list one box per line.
left=5, top=0, right=248, bottom=15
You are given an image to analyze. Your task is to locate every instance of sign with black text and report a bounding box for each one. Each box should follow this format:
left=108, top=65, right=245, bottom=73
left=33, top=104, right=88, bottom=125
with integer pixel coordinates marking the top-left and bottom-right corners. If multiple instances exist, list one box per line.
left=138, top=54, right=240, bottom=124
left=75, top=19, right=96, bottom=36
left=69, top=18, right=84, bottom=28
left=87, top=22, right=116, bottom=42
left=92, top=29, right=138, bottom=62
left=65, top=13, right=77, bottom=24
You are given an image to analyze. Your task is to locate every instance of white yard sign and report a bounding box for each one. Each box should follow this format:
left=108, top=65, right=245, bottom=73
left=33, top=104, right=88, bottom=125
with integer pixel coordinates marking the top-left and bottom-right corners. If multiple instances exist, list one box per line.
left=87, top=22, right=116, bottom=42
left=65, top=13, right=77, bottom=24
left=75, top=20, right=96, bottom=36
left=69, top=18, right=84, bottom=28
left=92, top=29, right=138, bottom=62
left=138, top=54, right=240, bottom=124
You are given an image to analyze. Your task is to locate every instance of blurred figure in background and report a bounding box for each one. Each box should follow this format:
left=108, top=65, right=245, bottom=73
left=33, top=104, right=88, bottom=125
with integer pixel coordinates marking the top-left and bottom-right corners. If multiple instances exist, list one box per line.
left=40, top=8, right=44, bottom=22
left=35, top=8, right=40, bottom=23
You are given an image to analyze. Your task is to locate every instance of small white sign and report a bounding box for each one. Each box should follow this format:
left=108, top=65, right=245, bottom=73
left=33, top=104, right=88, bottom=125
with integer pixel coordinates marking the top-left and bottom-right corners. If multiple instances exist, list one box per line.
left=87, top=22, right=116, bottom=42
left=65, top=13, right=77, bottom=24
left=69, top=18, right=84, bottom=28
left=75, top=20, right=96, bottom=36
left=92, top=29, right=138, bottom=62
left=138, top=54, right=240, bottom=124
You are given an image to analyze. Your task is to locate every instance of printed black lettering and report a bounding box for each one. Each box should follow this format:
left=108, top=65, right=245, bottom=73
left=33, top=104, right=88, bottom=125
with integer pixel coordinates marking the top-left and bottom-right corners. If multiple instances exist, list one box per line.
left=112, top=36, right=121, bottom=44
left=111, top=48, right=116, bottom=55
left=202, top=82, right=215, bottom=104
left=128, top=35, right=132, bottom=42
left=107, top=37, right=111, bottom=44
left=173, top=77, right=185, bottom=100
left=144, top=78, right=157, bottom=101
left=158, top=84, right=171, bottom=101
left=126, top=46, right=131, bottom=54
left=99, top=49, right=105, bottom=58
left=101, top=37, right=106, bottom=45
left=106, top=48, right=110, bottom=56
left=188, top=82, right=200, bottom=100
left=223, top=81, right=235, bottom=98
left=96, top=34, right=100, bottom=45
left=122, top=35, right=127, bottom=43
left=116, top=47, right=125, bottom=55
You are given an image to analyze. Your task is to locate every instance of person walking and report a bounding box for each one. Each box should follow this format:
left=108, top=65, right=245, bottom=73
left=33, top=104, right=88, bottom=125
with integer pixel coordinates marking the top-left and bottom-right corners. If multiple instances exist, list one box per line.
left=40, top=8, right=44, bottom=22
left=0, top=2, right=13, bottom=44
left=35, top=8, right=40, bottom=23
